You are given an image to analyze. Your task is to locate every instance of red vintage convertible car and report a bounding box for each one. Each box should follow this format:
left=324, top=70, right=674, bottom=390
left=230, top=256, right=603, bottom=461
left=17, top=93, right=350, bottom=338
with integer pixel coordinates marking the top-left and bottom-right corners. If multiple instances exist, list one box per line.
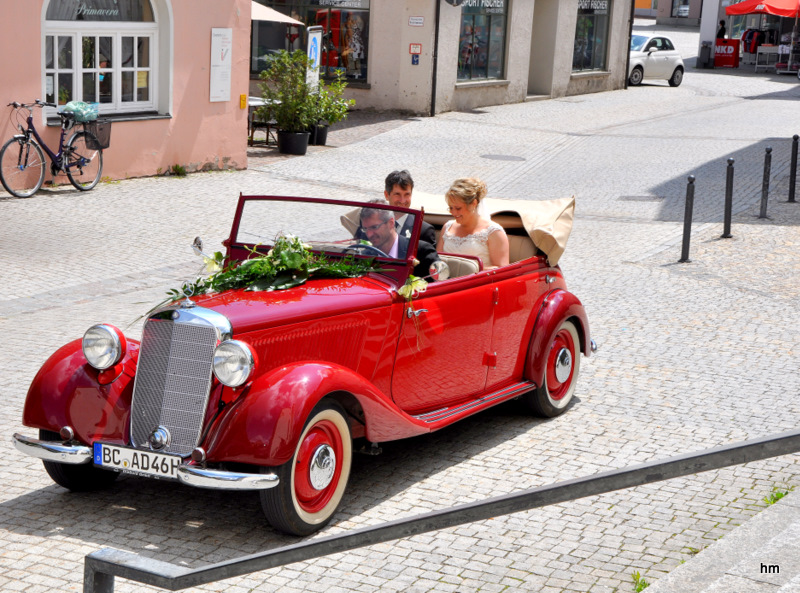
left=13, top=195, right=593, bottom=536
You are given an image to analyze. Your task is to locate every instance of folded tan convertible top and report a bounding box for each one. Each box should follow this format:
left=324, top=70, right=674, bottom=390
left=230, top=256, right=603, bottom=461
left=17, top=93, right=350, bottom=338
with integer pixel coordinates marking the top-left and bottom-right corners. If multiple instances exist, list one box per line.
left=413, top=192, right=575, bottom=267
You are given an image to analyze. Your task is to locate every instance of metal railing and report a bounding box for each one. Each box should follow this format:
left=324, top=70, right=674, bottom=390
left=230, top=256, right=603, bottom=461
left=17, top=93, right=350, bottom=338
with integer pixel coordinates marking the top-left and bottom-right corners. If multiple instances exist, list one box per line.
left=84, top=428, right=800, bottom=593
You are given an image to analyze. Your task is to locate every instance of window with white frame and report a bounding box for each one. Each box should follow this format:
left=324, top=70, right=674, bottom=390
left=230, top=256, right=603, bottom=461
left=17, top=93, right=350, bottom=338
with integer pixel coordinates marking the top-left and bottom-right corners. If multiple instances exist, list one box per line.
left=44, top=0, right=157, bottom=114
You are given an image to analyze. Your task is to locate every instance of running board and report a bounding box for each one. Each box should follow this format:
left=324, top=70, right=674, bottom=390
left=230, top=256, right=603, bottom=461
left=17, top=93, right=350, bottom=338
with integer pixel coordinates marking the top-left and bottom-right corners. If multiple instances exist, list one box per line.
left=411, top=381, right=536, bottom=425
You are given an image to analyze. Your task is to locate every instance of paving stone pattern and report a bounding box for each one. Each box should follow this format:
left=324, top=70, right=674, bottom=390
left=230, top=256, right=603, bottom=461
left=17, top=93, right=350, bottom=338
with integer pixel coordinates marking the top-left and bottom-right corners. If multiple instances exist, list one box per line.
left=1, top=21, right=799, bottom=593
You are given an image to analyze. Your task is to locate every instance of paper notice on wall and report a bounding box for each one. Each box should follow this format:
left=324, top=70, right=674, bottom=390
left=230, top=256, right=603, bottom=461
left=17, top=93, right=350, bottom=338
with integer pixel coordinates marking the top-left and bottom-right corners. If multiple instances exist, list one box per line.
left=210, top=28, right=232, bottom=102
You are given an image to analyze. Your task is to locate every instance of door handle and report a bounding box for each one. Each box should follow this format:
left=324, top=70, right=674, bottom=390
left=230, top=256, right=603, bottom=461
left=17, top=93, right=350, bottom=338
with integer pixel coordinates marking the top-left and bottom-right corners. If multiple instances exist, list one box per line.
left=406, top=308, right=428, bottom=319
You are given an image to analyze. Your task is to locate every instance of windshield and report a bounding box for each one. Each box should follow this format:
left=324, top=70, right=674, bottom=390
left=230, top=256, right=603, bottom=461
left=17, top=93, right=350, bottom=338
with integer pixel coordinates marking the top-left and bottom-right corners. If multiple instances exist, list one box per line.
left=630, top=35, right=648, bottom=51
left=234, top=197, right=418, bottom=262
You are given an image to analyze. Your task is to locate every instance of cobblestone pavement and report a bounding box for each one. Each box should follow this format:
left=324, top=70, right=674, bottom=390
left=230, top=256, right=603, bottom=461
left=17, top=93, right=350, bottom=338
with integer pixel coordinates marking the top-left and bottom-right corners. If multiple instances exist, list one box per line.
left=2, top=21, right=800, bottom=593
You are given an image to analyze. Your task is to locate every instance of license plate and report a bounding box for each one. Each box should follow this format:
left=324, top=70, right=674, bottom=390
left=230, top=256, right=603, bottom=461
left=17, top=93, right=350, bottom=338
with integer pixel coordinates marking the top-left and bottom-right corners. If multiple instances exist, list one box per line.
left=93, top=443, right=182, bottom=480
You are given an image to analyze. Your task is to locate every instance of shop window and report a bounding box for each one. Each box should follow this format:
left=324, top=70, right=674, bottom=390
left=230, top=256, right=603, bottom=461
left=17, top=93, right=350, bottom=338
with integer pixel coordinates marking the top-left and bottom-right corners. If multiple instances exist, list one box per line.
left=457, top=1, right=507, bottom=81
left=573, top=0, right=611, bottom=72
left=251, top=1, right=369, bottom=81
left=44, top=0, right=157, bottom=114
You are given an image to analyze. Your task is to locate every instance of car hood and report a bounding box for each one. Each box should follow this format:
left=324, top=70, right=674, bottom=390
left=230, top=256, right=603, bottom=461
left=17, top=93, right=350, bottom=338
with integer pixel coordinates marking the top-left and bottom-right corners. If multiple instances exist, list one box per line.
left=185, top=275, right=394, bottom=334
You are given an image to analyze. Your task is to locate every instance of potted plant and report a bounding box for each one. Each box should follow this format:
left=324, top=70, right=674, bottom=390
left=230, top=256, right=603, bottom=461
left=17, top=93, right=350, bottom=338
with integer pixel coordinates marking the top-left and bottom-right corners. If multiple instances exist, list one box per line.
left=258, top=50, right=315, bottom=155
left=308, top=73, right=356, bottom=146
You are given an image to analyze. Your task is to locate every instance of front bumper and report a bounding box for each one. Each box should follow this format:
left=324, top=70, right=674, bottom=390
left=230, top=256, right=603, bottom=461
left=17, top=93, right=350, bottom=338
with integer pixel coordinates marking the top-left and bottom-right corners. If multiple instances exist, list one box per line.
left=13, top=432, right=92, bottom=463
left=12, top=433, right=279, bottom=491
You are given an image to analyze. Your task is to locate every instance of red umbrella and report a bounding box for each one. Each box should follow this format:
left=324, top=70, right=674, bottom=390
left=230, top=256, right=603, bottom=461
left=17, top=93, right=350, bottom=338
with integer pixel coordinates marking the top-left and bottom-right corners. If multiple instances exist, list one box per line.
left=726, top=0, right=800, bottom=71
left=725, top=0, right=800, bottom=17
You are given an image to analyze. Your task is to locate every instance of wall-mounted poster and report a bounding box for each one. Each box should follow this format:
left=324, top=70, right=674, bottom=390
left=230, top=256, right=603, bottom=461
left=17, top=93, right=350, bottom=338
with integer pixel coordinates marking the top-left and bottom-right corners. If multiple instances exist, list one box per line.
left=210, top=27, right=232, bottom=102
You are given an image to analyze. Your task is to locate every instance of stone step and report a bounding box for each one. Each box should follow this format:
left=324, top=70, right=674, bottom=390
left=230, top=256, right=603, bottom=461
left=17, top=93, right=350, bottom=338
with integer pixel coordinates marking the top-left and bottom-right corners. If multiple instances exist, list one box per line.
left=778, top=574, right=800, bottom=593
left=648, top=493, right=800, bottom=593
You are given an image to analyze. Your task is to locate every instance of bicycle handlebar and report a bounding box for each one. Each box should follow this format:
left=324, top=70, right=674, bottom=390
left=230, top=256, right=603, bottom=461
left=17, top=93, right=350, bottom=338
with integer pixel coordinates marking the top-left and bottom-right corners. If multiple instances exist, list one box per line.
left=7, top=100, right=58, bottom=109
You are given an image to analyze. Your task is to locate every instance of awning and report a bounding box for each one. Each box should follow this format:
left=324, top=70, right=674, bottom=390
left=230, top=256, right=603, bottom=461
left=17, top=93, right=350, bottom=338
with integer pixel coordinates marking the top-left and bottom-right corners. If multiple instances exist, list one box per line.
left=725, top=0, right=800, bottom=17
left=251, top=1, right=304, bottom=25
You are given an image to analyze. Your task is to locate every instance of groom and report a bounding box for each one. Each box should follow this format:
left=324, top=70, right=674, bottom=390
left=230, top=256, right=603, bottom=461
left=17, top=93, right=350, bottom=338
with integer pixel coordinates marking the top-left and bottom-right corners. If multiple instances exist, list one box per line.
left=355, top=170, right=436, bottom=245
left=383, top=170, right=437, bottom=245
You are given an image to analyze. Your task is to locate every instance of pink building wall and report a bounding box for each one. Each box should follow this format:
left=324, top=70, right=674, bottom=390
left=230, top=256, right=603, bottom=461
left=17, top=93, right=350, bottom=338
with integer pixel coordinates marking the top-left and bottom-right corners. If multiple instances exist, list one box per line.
left=0, top=0, right=250, bottom=182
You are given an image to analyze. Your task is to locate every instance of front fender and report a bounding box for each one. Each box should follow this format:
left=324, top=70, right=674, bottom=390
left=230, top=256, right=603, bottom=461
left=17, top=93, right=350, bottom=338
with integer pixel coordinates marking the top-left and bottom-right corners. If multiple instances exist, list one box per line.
left=22, top=339, right=139, bottom=445
left=203, top=362, right=430, bottom=467
left=527, top=290, right=590, bottom=388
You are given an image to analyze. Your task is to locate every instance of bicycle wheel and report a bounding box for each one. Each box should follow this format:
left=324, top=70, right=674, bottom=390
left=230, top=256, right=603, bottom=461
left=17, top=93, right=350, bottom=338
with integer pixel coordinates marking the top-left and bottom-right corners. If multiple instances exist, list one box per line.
left=0, top=136, right=46, bottom=198
left=65, top=131, right=103, bottom=191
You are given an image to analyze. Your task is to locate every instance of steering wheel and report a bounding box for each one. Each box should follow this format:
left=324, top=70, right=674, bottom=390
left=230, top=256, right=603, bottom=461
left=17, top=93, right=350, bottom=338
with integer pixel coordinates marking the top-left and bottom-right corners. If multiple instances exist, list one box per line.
left=343, top=243, right=389, bottom=258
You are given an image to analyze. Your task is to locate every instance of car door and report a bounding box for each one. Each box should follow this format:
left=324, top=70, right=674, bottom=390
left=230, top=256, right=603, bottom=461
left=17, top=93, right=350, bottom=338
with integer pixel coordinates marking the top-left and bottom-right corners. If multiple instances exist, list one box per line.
left=644, top=38, right=668, bottom=78
left=660, top=37, right=681, bottom=75
left=391, top=275, right=495, bottom=413
left=485, top=263, right=550, bottom=390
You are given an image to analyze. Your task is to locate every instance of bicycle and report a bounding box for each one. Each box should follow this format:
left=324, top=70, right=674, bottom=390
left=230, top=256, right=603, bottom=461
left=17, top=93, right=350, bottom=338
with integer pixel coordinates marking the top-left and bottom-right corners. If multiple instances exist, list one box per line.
left=0, top=99, right=104, bottom=198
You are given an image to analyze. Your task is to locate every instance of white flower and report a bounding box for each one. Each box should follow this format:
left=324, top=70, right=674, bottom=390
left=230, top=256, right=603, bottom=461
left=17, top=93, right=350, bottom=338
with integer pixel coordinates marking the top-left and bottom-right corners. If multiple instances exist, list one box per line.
left=203, top=257, right=222, bottom=275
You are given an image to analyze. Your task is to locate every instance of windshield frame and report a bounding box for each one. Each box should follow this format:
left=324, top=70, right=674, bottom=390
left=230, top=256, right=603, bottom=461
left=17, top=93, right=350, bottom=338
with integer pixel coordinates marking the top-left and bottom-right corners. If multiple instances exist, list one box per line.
left=227, top=194, right=424, bottom=286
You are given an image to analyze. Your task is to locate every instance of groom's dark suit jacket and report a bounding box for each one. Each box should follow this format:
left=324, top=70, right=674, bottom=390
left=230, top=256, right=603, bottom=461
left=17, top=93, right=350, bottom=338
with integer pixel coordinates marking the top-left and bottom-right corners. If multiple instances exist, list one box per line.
left=398, top=235, right=440, bottom=280
left=398, top=217, right=437, bottom=247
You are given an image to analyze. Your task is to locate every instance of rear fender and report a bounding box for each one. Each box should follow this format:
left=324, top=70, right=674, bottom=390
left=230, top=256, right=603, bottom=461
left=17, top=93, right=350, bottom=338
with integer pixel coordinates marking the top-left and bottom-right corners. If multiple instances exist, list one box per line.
left=22, top=339, right=139, bottom=445
left=203, top=362, right=429, bottom=467
left=527, top=290, right=590, bottom=387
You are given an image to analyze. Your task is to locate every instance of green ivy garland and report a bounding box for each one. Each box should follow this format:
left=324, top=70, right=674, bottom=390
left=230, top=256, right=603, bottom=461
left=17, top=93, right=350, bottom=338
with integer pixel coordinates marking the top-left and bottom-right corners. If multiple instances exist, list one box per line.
left=164, top=235, right=381, bottom=304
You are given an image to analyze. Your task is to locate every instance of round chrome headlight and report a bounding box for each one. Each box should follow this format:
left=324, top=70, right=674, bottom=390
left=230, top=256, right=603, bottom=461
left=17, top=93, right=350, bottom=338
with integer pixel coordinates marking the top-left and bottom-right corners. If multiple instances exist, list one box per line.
left=82, top=324, right=126, bottom=370
left=213, top=340, right=255, bottom=387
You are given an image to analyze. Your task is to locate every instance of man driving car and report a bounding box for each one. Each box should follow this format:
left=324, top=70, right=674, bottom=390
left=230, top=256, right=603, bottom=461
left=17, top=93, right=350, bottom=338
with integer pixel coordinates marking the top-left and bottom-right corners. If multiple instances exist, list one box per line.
left=359, top=201, right=440, bottom=280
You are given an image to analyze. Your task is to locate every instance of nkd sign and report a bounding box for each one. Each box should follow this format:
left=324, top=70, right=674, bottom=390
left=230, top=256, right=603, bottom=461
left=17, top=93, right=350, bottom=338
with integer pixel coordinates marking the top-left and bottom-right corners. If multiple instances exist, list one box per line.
left=714, top=39, right=740, bottom=68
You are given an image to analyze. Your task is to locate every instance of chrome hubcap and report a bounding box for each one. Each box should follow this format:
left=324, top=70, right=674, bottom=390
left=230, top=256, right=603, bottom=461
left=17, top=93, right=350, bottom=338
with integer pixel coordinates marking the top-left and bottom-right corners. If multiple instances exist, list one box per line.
left=308, top=444, right=336, bottom=490
left=554, top=348, right=572, bottom=383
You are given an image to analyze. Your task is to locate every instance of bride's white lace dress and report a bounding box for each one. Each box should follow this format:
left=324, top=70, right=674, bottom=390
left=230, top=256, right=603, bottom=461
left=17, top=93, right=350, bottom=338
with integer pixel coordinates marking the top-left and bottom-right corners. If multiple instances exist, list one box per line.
left=440, top=219, right=503, bottom=268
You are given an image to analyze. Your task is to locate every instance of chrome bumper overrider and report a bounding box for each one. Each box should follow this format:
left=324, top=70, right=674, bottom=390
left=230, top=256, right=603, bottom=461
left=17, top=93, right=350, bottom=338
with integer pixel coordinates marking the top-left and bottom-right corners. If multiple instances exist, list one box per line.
left=13, top=433, right=92, bottom=464
left=12, top=433, right=279, bottom=491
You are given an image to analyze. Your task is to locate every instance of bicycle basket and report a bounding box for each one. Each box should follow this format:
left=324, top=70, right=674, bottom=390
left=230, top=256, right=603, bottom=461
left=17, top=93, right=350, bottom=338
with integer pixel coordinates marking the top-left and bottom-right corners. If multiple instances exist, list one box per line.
left=83, top=120, right=112, bottom=150
left=63, top=101, right=99, bottom=123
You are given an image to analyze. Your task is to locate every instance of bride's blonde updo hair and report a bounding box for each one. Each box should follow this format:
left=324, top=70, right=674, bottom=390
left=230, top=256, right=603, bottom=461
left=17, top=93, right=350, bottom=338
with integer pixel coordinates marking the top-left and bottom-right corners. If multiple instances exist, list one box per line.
left=446, top=178, right=488, bottom=209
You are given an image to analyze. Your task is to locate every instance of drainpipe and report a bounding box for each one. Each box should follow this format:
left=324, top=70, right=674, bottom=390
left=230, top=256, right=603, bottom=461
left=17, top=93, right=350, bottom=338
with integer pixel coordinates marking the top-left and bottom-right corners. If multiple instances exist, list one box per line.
left=625, top=0, right=635, bottom=89
left=430, top=0, right=442, bottom=117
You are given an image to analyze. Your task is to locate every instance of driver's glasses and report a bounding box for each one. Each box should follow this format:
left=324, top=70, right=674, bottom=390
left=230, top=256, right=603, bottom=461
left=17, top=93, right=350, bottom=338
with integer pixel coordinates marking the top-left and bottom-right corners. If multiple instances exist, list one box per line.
left=362, top=219, right=391, bottom=232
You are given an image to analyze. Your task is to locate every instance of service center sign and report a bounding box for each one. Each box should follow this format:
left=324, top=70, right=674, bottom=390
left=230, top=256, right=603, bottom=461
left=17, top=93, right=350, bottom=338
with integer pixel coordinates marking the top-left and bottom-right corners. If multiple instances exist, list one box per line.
left=714, top=39, right=740, bottom=68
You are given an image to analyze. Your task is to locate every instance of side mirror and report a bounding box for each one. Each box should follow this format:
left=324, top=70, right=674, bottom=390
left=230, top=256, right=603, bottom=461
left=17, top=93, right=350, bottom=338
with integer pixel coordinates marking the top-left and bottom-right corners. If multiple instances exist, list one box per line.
left=429, top=260, right=450, bottom=281
left=192, top=236, right=204, bottom=256
left=648, top=47, right=658, bottom=53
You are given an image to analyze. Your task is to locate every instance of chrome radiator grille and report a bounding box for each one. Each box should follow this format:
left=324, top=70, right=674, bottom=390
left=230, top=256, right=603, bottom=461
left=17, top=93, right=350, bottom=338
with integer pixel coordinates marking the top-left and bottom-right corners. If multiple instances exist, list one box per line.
left=130, top=314, right=218, bottom=457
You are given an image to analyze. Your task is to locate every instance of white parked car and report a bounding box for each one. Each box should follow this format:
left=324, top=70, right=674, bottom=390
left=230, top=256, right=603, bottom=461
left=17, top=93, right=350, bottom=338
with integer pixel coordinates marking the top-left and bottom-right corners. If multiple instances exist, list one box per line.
left=628, top=34, right=685, bottom=87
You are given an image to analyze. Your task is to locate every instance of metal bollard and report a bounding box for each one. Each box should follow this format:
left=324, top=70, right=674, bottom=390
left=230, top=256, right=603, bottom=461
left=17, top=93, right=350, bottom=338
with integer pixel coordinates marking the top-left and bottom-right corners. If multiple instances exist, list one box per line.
left=722, top=158, right=734, bottom=238
left=679, top=175, right=695, bottom=263
left=790, top=135, right=798, bottom=203
left=759, top=147, right=772, bottom=219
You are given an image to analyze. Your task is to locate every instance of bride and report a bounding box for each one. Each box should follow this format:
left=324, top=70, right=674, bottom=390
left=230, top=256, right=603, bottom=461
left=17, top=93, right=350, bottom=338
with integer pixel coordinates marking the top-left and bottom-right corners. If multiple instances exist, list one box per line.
left=437, top=178, right=509, bottom=269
